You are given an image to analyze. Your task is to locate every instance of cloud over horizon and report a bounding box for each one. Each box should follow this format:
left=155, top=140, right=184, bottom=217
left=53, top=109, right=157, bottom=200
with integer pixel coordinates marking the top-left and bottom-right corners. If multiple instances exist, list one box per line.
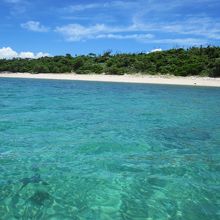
left=0, top=47, right=50, bottom=59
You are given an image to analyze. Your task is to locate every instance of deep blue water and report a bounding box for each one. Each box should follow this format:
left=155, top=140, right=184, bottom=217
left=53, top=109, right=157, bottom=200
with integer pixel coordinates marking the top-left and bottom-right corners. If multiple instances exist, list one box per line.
left=0, top=78, right=220, bottom=220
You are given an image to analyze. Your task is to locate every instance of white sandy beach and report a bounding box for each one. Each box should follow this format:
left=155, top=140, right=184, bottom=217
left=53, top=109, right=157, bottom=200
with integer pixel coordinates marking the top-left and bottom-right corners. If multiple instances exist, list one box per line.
left=0, top=73, right=220, bottom=87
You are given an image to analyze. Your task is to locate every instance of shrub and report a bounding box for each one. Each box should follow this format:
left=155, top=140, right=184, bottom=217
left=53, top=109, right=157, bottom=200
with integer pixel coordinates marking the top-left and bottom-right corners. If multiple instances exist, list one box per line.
left=105, top=66, right=125, bottom=75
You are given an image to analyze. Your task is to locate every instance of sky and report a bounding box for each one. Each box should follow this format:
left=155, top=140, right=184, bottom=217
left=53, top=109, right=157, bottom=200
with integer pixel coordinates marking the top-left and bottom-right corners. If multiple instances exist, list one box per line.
left=0, top=0, right=220, bottom=58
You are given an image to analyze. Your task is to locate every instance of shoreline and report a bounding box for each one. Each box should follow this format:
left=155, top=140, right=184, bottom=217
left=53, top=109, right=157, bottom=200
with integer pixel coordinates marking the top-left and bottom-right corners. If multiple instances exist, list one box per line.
left=0, top=73, right=220, bottom=87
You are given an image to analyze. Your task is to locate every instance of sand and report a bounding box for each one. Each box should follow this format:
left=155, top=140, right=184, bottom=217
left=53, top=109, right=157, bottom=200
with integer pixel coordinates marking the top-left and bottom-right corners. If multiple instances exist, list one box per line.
left=0, top=73, right=220, bottom=87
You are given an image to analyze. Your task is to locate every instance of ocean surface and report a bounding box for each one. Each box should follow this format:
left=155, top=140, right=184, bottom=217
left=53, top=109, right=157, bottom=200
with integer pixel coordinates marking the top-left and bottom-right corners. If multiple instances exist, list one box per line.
left=0, top=78, right=219, bottom=220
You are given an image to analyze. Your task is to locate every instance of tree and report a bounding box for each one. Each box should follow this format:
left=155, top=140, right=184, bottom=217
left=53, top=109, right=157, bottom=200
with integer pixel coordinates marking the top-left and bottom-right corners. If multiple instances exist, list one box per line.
left=211, top=58, right=220, bottom=77
left=0, top=46, right=220, bottom=77
left=33, top=64, right=49, bottom=73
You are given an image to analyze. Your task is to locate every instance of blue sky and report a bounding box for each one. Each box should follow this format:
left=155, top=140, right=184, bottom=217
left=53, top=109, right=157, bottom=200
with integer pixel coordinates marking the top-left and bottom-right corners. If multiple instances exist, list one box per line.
left=0, top=0, right=220, bottom=57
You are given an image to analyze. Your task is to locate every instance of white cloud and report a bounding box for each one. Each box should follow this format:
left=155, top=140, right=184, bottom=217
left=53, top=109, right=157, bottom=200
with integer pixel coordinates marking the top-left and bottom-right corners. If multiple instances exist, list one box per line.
left=65, top=3, right=101, bottom=12
left=150, top=38, right=207, bottom=45
left=150, top=48, right=162, bottom=53
left=19, top=51, right=35, bottom=59
left=46, top=0, right=220, bottom=47
left=0, top=47, right=50, bottom=59
left=55, top=13, right=219, bottom=45
left=55, top=23, right=153, bottom=41
left=160, top=17, right=220, bottom=40
left=62, top=1, right=136, bottom=12
left=55, top=21, right=212, bottom=47
left=21, top=21, right=49, bottom=32
left=96, top=34, right=153, bottom=40
left=35, top=52, right=50, bottom=58
left=0, top=47, right=18, bottom=59
left=131, top=16, right=220, bottom=42
left=4, top=0, right=29, bottom=14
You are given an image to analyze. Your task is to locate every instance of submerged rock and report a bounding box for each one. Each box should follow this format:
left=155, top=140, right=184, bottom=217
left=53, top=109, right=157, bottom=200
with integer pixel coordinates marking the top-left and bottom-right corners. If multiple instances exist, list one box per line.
left=29, top=190, right=51, bottom=206
left=19, top=174, right=49, bottom=191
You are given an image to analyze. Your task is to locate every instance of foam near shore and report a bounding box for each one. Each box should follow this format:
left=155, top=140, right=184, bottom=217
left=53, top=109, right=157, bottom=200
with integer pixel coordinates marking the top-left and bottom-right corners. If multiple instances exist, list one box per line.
left=0, top=73, right=220, bottom=87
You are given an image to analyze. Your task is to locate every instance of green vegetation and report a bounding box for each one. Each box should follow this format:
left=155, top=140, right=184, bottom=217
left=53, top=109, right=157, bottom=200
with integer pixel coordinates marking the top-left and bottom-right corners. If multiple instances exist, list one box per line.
left=0, top=46, right=220, bottom=77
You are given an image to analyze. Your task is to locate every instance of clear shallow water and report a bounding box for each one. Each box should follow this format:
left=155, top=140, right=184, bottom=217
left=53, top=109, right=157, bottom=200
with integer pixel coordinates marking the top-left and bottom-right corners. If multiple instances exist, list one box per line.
left=0, top=78, right=220, bottom=220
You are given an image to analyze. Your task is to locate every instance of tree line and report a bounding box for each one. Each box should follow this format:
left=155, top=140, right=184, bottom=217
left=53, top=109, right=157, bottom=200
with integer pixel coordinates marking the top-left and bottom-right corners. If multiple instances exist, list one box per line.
left=0, top=46, right=220, bottom=77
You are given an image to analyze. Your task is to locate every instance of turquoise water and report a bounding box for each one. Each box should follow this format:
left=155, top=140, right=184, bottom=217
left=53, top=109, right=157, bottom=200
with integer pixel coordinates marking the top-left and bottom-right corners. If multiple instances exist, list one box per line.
left=0, top=78, right=220, bottom=220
